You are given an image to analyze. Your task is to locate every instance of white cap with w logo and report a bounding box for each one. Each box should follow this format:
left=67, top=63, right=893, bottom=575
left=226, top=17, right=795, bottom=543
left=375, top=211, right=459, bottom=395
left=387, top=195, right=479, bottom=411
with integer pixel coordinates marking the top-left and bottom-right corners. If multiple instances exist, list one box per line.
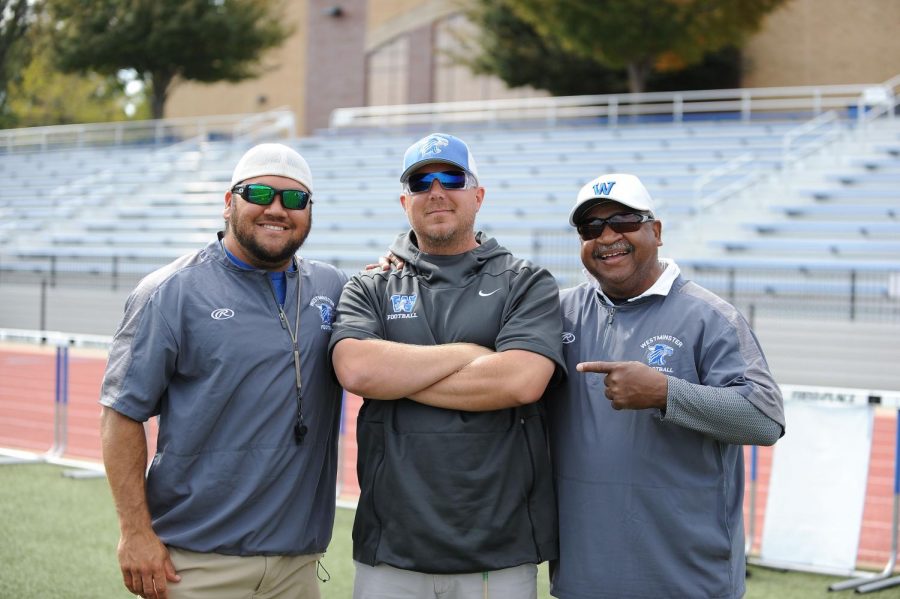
left=569, top=173, right=655, bottom=225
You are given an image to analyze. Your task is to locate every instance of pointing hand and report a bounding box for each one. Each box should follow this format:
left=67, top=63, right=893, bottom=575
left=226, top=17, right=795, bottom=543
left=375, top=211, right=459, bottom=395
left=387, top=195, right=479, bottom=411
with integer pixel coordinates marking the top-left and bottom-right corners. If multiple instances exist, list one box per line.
left=576, top=361, right=668, bottom=410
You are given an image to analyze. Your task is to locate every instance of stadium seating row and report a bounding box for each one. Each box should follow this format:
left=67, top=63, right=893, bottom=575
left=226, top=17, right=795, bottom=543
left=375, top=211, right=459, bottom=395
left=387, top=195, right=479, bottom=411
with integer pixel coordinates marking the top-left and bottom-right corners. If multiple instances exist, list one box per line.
left=0, top=117, right=897, bottom=290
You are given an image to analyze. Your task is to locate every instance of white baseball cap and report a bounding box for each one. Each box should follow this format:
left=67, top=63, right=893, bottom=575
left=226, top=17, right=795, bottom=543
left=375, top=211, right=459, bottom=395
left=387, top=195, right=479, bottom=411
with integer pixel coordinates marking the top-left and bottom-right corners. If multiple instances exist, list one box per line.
left=231, top=143, right=314, bottom=193
left=569, top=173, right=655, bottom=225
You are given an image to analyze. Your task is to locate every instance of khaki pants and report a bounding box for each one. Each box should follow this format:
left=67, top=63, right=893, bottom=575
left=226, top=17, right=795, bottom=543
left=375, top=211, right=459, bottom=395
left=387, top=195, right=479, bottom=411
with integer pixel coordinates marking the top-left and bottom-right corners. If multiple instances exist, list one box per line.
left=167, top=547, right=322, bottom=599
left=353, top=561, right=537, bottom=599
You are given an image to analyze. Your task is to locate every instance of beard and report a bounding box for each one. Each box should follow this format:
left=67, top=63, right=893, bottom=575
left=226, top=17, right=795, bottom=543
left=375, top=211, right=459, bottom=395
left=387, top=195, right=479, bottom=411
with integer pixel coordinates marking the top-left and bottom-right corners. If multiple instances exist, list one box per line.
left=227, top=209, right=311, bottom=269
left=416, top=211, right=477, bottom=252
left=420, top=226, right=461, bottom=248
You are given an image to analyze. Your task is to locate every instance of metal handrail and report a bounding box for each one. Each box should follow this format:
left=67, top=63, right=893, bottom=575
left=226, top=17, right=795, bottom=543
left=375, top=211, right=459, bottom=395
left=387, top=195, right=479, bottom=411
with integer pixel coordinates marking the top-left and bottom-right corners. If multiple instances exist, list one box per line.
left=693, top=152, right=759, bottom=209
left=857, top=90, right=899, bottom=127
left=231, top=106, right=297, bottom=141
left=0, top=108, right=297, bottom=153
left=781, top=110, right=842, bottom=166
left=329, top=79, right=899, bottom=129
left=691, top=108, right=847, bottom=210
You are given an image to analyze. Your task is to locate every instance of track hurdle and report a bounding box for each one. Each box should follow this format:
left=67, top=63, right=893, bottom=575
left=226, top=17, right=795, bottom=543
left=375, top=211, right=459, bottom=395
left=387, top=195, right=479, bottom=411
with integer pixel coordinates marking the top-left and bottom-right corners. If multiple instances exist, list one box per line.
left=747, top=385, right=900, bottom=593
left=0, top=344, right=68, bottom=465
left=0, top=328, right=109, bottom=477
left=52, top=344, right=68, bottom=457
left=745, top=444, right=759, bottom=556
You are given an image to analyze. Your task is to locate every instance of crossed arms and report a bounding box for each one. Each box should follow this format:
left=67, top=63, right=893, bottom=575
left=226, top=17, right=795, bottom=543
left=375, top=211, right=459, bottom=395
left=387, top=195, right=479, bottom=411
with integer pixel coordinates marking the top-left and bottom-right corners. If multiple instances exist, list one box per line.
left=332, top=338, right=555, bottom=411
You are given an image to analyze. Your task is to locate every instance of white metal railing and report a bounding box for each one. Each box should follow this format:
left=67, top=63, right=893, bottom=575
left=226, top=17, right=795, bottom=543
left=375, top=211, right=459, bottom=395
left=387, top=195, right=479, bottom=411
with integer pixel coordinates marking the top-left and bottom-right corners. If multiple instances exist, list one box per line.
left=0, top=108, right=297, bottom=153
left=330, top=80, right=897, bottom=129
left=693, top=109, right=853, bottom=208
left=692, top=152, right=763, bottom=209
left=232, top=108, right=297, bottom=142
left=781, top=110, right=844, bottom=166
left=856, top=74, right=900, bottom=127
left=690, top=74, right=898, bottom=218
left=692, top=109, right=850, bottom=209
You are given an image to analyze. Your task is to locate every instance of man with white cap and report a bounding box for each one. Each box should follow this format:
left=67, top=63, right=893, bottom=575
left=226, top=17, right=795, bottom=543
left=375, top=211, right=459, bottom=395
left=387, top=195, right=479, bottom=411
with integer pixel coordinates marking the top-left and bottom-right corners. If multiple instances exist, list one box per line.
left=546, top=173, right=785, bottom=598
left=99, top=143, right=347, bottom=599
left=330, top=133, right=566, bottom=598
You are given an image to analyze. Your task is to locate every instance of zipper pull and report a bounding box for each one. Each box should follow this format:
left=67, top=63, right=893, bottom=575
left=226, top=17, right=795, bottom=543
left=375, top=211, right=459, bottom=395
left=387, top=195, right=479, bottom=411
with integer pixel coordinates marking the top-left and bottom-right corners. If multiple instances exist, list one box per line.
left=606, top=307, right=615, bottom=326
left=278, top=310, right=287, bottom=329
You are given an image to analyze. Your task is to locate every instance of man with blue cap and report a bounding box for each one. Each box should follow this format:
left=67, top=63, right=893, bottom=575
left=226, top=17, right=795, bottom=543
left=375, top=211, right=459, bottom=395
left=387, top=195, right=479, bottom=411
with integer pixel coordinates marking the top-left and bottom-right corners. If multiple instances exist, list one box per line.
left=330, top=133, right=566, bottom=598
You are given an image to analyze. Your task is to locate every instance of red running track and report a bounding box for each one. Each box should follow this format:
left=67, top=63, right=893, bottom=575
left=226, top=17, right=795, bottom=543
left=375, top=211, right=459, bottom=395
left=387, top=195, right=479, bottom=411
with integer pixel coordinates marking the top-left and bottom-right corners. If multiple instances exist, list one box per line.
left=0, top=344, right=896, bottom=570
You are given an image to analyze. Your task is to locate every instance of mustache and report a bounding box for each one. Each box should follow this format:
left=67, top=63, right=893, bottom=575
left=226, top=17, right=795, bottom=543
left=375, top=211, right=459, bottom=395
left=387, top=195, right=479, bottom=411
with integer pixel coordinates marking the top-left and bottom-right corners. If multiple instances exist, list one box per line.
left=591, top=241, right=632, bottom=259
left=254, top=217, right=292, bottom=227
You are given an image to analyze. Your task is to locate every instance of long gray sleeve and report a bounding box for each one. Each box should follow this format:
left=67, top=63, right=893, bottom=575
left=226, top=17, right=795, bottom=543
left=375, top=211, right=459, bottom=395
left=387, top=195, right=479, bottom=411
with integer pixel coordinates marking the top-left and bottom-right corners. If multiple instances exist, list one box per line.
left=661, top=376, right=783, bottom=446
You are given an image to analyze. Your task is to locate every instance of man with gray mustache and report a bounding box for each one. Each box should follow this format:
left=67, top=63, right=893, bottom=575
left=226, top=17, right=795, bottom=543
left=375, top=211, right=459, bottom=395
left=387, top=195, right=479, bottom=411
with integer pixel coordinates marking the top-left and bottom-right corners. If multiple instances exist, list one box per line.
left=546, top=173, right=785, bottom=599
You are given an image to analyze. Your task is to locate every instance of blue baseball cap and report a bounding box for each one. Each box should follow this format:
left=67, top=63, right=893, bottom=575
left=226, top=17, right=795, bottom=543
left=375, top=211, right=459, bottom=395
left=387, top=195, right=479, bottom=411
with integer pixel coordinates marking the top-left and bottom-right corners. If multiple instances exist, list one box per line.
left=400, top=133, right=479, bottom=183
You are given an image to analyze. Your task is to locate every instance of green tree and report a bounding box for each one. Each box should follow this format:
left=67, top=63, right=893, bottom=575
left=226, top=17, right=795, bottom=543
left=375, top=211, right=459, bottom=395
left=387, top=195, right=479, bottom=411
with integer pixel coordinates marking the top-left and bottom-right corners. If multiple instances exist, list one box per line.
left=6, top=26, right=149, bottom=127
left=468, top=0, right=783, bottom=94
left=0, top=0, right=37, bottom=125
left=48, top=0, right=292, bottom=119
left=458, top=1, right=627, bottom=96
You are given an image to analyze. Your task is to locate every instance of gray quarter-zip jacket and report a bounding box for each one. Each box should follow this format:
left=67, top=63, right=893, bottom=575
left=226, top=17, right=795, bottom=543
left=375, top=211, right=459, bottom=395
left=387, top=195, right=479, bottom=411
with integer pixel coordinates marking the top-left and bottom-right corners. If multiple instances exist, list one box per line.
left=100, top=236, right=347, bottom=555
left=548, top=272, right=784, bottom=599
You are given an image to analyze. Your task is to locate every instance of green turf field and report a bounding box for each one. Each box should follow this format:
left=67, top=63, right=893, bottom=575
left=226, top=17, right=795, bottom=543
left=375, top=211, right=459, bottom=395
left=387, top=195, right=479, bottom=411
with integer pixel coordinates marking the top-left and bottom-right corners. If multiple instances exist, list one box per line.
left=0, top=463, right=859, bottom=598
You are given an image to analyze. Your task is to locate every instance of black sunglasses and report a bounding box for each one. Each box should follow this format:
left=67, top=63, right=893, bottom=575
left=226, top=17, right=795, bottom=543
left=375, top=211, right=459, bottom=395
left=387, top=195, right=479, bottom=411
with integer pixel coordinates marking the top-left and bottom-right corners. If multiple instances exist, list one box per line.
left=406, top=170, right=470, bottom=193
left=232, top=183, right=312, bottom=210
left=576, top=213, right=654, bottom=241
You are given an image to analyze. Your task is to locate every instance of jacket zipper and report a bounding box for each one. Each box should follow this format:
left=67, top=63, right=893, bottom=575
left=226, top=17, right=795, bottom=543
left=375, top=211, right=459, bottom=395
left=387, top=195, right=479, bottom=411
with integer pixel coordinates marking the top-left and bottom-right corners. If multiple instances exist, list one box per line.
left=520, top=413, right=541, bottom=559
left=602, top=305, right=616, bottom=346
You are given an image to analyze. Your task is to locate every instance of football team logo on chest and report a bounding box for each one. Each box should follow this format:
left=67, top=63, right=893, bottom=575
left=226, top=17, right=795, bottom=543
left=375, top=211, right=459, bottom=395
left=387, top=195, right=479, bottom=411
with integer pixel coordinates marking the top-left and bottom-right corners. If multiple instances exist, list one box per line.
left=310, top=295, right=337, bottom=331
left=647, top=344, right=674, bottom=366
left=388, top=294, right=419, bottom=320
left=640, top=334, right=683, bottom=373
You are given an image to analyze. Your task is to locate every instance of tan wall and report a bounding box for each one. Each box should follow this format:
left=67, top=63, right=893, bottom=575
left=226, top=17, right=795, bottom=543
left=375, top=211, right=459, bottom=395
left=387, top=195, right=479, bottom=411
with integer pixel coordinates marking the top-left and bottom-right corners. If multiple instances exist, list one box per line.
left=165, top=0, right=900, bottom=135
left=366, top=0, right=461, bottom=52
left=743, top=0, right=900, bottom=87
left=304, top=0, right=368, bottom=132
left=165, top=1, right=309, bottom=127
left=368, top=0, right=429, bottom=31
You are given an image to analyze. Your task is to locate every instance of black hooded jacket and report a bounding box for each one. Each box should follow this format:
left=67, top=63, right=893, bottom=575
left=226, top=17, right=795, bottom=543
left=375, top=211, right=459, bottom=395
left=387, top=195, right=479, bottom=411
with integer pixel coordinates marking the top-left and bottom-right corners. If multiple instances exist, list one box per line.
left=330, top=231, right=565, bottom=573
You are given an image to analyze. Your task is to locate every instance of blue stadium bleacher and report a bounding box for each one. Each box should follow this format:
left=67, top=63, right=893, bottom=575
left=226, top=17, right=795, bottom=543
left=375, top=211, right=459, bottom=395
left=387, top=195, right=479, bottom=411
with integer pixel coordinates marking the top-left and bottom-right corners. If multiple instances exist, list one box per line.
left=685, top=115, right=899, bottom=317
left=2, top=88, right=898, bottom=394
left=0, top=113, right=897, bottom=295
left=0, top=120, right=788, bottom=280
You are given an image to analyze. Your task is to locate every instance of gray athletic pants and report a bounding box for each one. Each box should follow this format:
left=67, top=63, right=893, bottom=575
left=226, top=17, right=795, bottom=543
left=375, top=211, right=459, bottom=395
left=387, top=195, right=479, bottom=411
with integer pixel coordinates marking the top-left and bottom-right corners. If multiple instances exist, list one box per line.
left=353, top=560, right=537, bottom=599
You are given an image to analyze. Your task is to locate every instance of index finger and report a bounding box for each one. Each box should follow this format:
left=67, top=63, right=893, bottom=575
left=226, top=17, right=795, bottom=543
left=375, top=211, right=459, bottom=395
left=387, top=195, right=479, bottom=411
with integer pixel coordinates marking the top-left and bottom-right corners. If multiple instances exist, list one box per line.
left=576, top=361, right=619, bottom=374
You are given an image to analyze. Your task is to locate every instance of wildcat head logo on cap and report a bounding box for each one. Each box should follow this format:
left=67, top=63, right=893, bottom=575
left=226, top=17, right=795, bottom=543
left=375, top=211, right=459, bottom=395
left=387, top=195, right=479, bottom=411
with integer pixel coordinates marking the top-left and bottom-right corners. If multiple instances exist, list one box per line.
left=400, top=133, right=479, bottom=183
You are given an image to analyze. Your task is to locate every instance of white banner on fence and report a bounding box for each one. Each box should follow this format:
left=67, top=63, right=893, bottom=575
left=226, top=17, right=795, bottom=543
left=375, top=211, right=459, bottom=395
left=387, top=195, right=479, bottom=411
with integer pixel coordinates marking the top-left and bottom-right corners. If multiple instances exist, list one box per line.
left=760, top=387, right=874, bottom=573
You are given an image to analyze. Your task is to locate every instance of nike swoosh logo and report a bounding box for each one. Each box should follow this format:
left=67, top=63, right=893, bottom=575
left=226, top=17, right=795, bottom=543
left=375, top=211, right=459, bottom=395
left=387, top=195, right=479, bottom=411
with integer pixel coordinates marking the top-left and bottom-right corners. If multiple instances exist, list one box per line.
left=478, top=289, right=501, bottom=297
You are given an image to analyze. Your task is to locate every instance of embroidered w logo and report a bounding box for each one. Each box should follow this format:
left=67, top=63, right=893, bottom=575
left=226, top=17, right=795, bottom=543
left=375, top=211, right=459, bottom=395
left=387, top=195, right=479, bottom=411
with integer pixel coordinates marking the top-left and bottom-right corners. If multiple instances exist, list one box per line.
left=592, top=181, right=616, bottom=196
left=391, top=294, right=417, bottom=313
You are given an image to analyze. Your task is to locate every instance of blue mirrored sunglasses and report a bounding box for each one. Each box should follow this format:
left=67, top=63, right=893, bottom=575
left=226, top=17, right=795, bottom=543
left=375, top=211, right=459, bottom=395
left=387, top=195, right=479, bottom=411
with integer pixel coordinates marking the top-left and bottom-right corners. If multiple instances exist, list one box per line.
left=406, top=170, right=470, bottom=193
